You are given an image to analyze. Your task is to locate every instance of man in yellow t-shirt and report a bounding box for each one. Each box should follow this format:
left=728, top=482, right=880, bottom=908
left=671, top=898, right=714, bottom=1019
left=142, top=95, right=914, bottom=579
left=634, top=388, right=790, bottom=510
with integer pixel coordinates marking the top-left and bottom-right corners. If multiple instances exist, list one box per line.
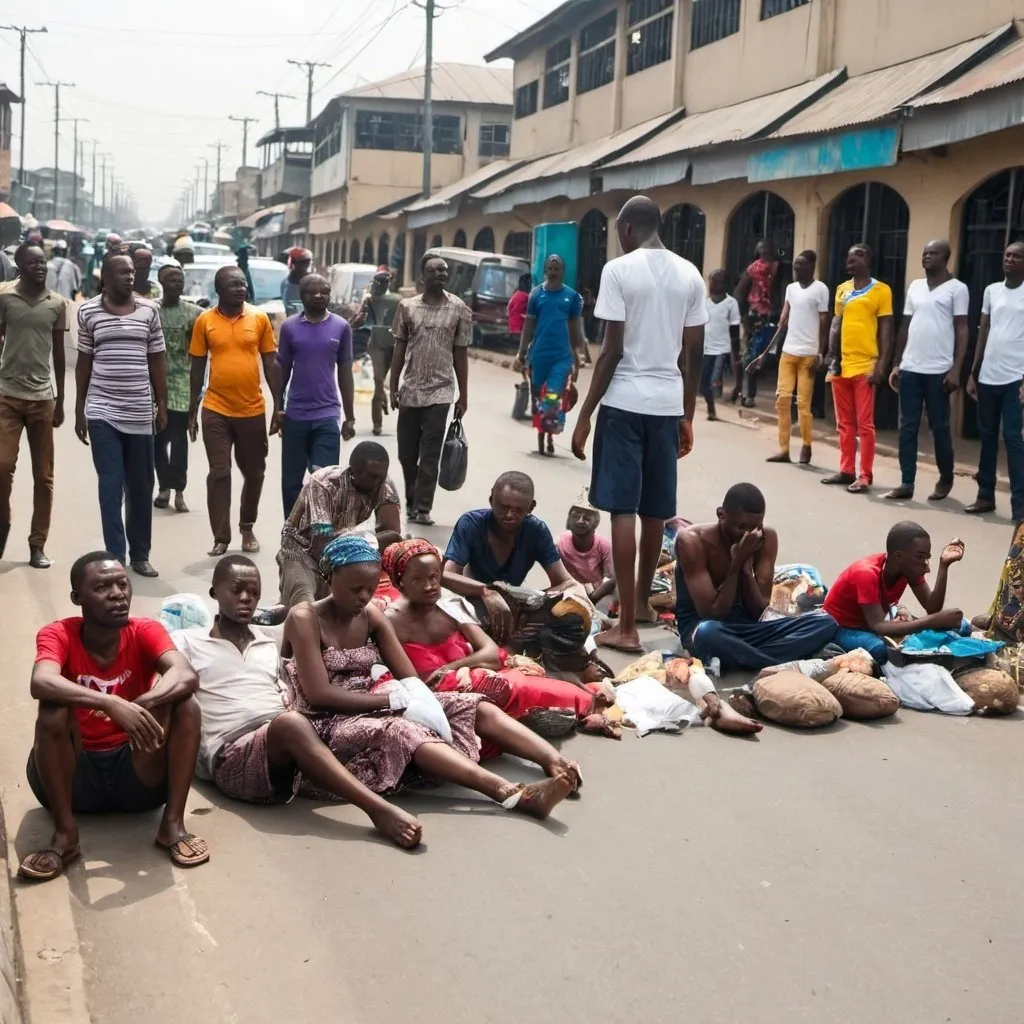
left=821, top=244, right=893, bottom=494
left=188, top=265, right=282, bottom=556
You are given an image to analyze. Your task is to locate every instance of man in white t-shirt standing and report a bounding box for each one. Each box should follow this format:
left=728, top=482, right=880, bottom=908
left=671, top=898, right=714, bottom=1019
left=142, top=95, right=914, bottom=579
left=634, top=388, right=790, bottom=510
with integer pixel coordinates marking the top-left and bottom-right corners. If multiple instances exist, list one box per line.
left=751, top=250, right=829, bottom=465
left=571, top=195, right=707, bottom=654
left=966, top=240, right=1024, bottom=519
left=699, top=269, right=740, bottom=421
left=885, top=240, right=969, bottom=503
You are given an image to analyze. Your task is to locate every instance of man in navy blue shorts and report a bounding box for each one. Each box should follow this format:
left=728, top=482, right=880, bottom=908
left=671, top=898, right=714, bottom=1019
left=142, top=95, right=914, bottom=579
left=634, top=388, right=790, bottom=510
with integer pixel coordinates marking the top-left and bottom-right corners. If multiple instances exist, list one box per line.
left=572, top=196, right=707, bottom=653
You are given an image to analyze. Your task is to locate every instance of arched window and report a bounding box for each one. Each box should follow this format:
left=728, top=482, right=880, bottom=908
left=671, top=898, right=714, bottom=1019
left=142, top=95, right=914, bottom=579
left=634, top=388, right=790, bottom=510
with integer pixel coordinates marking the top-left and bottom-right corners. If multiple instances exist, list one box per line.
left=377, top=232, right=390, bottom=269
left=473, top=227, right=495, bottom=252
left=430, top=234, right=443, bottom=249
left=362, top=238, right=374, bottom=264
left=726, top=191, right=795, bottom=313
left=452, top=229, right=467, bottom=248
left=577, top=208, right=608, bottom=297
left=349, top=239, right=360, bottom=263
left=660, top=203, right=706, bottom=271
left=503, top=231, right=532, bottom=261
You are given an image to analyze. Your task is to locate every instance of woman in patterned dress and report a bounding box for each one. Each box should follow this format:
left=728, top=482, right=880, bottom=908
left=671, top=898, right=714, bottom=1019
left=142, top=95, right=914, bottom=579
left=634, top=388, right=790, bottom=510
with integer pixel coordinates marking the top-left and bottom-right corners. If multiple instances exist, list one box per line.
left=282, top=535, right=579, bottom=817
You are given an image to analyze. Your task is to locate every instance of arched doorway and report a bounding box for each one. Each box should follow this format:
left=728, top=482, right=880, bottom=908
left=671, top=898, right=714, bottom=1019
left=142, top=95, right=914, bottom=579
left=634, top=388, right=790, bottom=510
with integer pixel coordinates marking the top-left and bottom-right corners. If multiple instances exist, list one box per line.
left=577, top=208, right=608, bottom=299
left=452, top=228, right=467, bottom=248
left=473, top=227, right=495, bottom=252
left=362, top=238, right=374, bottom=264
left=412, top=230, right=427, bottom=285
left=503, top=231, right=532, bottom=262
left=377, top=233, right=390, bottom=269
left=660, top=203, right=706, bottom=271
left=349, top=239, right=360, bottom=263
left=726, top=191, right=794, bottom=309
left=430, top=234, right=442, bottom=249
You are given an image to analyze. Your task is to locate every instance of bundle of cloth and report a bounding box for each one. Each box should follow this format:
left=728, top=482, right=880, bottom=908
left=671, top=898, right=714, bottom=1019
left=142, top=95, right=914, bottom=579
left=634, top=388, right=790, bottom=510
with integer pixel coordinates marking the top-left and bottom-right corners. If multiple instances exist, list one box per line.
left=768, top=564, right=827, bottom=617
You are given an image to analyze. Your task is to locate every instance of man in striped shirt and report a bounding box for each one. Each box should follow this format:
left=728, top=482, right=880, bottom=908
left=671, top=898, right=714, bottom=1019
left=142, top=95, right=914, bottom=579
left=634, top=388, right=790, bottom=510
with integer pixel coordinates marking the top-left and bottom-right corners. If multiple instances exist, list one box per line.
left=75, top=253, right=167, bottom=577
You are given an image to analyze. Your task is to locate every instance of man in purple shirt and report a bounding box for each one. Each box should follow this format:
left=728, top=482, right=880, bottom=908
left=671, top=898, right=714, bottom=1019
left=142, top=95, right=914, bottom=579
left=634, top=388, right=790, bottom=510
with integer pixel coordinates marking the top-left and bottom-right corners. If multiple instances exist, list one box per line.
left=276, top=274, right=355, bottom=516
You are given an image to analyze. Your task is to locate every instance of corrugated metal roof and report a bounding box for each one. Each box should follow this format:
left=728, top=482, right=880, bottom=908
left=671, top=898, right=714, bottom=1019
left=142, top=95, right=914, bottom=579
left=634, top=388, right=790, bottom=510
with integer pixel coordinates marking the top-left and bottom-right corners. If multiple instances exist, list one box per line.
left=601, top=71, right=844, bottom=173
left=238, top=204, right=287, bottom=230
left=773, top=24, right=1013, bottom=138
left=405, top=159, right=524, bottom=213
left=341, top=63, right=513, bottom=107
left=484, top=0, right=600, bottom=63
left=911, top=33, right=1024, bottom=107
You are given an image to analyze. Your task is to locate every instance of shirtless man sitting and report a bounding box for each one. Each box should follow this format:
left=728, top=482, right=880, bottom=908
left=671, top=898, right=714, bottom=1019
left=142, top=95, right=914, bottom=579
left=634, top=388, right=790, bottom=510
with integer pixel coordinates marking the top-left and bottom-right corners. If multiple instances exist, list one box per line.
left=675, top=483, right=838, bottom=671
left=173, top=555, right=422, bottom=848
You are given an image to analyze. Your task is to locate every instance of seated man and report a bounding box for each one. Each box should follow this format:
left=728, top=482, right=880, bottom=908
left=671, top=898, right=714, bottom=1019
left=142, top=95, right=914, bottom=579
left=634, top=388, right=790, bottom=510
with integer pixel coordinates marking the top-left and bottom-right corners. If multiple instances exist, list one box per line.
left=19, top=552, right=207, bottom=882
left=277, top=440, right=402, bottom=608
left=173, top=556, right=422, bottom=848
left=556, top=488, right=616, bottom=603
left=822, top=521, right=966, bottom=663
left=675, top=483, right=838, bottom=671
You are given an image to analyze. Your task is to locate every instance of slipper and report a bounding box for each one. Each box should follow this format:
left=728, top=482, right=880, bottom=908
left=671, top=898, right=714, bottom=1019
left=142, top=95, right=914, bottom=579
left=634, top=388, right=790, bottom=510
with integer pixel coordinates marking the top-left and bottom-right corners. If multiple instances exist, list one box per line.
left=595, top=637, right=645, bottom=655
left=846, top=480, right=870, bottom=494
left=18, top=845, right=81, bottom=882
left=241, top=537, right=261, bottom=554
left=156, top=834, right=210, bottom=868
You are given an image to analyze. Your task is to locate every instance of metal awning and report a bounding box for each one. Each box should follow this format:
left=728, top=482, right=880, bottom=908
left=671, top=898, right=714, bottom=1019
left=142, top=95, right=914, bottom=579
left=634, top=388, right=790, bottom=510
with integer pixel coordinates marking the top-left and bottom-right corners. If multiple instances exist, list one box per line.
left=406, top=159, right=524, bottom=229
left=910, top=33, right=1024, bottom=109
left=600, top=71, right=844, bottom=192
left=237, top=204, right=287, bottom=230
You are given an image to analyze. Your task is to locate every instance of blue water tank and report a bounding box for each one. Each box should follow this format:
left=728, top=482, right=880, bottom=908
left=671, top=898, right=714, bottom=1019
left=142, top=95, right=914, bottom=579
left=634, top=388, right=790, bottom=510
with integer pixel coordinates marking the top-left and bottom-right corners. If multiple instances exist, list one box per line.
left=532, top=222, right=578, bottom=289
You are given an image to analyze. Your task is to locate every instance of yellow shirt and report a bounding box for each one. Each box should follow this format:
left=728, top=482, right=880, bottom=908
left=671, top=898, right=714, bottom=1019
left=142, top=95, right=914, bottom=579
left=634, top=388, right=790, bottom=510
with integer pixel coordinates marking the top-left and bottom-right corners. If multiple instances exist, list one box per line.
left=189, top=305, right=276, bottom=418
left=835, top=278, right=893, bottom=378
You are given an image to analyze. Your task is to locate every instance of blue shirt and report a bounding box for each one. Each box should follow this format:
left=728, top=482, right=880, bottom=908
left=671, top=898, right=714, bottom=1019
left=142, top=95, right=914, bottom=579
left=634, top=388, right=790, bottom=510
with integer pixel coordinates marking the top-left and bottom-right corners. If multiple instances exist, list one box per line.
left=277, top=312, right=352, bottom=421
left=527, top=285, right=582, bottom=359
left=444, top=509, right=560, bottom=586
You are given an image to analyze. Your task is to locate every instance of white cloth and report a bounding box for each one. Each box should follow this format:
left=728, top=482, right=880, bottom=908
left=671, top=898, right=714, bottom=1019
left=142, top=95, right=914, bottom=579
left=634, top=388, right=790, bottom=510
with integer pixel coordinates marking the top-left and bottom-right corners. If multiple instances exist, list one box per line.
left=594, top=247, right=708, bottom=416
left=900, top=277, right=969, bottom=375
left=703, top=294, right=740, bottom=356
left=173, top=627, right=287, bottom=779
left=45, top=256, right=81, bottom=300
left=979, top=281, right=1024, bottom=386
left=781, top=280, right=830, bottom=357
left=614, top=674, right=703, bottom=737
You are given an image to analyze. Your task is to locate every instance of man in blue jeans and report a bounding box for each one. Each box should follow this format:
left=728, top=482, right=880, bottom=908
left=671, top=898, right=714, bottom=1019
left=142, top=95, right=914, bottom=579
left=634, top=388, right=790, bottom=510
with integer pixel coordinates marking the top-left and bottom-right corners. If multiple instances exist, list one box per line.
left=277, top=274, right=355, bottom=516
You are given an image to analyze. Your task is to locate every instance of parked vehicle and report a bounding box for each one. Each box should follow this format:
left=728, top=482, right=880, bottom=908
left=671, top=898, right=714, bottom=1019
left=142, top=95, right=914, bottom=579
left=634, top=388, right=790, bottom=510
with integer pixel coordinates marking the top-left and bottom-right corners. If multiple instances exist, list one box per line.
left=423, top=246, right=529, bottom=347
left=176, top=254, right=290, bottom=333
left=327, top=263, right=378, bottom=319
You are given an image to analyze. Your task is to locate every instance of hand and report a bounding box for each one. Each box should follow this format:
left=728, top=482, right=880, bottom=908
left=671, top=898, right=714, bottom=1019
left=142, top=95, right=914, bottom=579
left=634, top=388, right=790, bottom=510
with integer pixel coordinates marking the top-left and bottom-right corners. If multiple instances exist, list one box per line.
left=746, top=355, right=765, bottom=376
left=188, top=407, right=199, bottom=442
left=351, top=311, right=367, bottom=328
left=425, top=668, right=447, bottom=689
left=52, top=400, right=65, bottom=429
left=868, top=367, right=884, bottom=387
left=940, top=538, right=965, bottom=567
left=155, top=404, right=168, bottom=433
left=455, top=394, right=468, bottom=418
left=888, top=367, right=900, bottom=393
left=730, top=529, right=763, bottom=568
left=678, top=418, right=694, bottom=459
left=943, top=369, right=960, bottom=394
left=934, top=607, right=966, bottom=632
left=966, top=375, right=978, bottom=400
left=74, top=410, right=89, bottom=445
left=389, top=387, right=400, bottom=410
left=269, top=410, right=284, bottom=436
left=341, top=419, right=356, bottom=441
left=107, top=697, right=164, bottom=753
left=512, top=357, right=526, bottom=375
left=481, top=588, right=513, bottom=646
left=571, top=415, right=591, bottom=461
left=812, top=354, right=823, bottom=373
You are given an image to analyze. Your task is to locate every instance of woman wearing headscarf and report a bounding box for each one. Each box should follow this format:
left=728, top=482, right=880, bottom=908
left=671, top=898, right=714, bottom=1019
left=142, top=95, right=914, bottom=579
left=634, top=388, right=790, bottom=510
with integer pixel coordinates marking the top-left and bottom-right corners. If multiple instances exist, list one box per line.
left=282, top=534, right=579, bottom=818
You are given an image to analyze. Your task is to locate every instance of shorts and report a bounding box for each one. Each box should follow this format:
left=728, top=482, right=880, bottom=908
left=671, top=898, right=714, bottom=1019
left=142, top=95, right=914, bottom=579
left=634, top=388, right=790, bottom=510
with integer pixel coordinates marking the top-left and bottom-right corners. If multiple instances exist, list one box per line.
left=589, top=405, right=679, bottom=520
left=212, top=720, right=299, bottom=805
left=26, top=744, right=168, bottom=814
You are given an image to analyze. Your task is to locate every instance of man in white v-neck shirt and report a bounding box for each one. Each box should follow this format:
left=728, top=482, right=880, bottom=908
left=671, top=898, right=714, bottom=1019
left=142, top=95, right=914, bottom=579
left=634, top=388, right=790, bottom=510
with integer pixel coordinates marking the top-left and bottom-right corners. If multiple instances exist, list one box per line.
left=886, top=240, right=968, bottom=503
left=699, top=269, right=741, bottom=420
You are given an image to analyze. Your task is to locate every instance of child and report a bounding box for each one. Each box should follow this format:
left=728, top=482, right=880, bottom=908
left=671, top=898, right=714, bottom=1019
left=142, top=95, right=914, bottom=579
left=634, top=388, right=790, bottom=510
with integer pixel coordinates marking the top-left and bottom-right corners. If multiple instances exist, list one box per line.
left=556, top=488, right=615, bottom=602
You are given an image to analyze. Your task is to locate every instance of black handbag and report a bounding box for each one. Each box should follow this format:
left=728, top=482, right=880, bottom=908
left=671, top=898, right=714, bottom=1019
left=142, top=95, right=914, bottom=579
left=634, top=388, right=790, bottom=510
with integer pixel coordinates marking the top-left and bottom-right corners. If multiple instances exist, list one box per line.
left=512, top=380, right=531, bottom=420
left=438, top=413, right=468, bottom=491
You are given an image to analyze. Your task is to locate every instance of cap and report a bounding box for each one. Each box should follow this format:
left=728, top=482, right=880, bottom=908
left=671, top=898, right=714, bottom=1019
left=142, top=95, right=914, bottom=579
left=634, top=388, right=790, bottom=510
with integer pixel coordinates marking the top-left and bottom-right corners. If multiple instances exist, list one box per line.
left=570, top=486, right=598, bottom=514
left=53, top=239, right=68, bottom=252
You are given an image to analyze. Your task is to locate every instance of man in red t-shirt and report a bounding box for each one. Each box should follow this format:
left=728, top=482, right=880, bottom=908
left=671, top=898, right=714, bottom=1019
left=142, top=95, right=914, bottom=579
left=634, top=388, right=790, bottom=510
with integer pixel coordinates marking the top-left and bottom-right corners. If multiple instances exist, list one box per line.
left=822, top=521, right=966, bottom=664
left=19, top=551, right=207, bottom=882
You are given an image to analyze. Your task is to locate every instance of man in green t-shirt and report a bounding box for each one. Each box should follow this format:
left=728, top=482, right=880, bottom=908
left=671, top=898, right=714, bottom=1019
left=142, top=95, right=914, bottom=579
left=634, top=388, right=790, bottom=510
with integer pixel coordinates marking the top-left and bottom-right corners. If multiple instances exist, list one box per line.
left=352, top=269, right=400, bottom=436
left=153, top=263, right=200, bottom=513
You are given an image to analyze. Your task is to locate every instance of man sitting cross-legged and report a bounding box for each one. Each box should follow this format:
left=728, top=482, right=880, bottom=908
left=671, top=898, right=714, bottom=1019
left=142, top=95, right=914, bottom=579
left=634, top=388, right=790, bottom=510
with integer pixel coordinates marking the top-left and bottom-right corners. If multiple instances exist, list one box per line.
left=675, top=483, right=839, bottom=671
left=173, top=555, right=422, bottom=849
left=19, top=551, right=208, bottom=882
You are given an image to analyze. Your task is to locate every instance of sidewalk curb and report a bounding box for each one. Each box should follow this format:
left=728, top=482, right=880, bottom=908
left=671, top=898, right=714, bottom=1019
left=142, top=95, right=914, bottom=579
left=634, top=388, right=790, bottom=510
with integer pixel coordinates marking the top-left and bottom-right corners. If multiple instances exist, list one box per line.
left=0, top=801, right=23, bottom=1024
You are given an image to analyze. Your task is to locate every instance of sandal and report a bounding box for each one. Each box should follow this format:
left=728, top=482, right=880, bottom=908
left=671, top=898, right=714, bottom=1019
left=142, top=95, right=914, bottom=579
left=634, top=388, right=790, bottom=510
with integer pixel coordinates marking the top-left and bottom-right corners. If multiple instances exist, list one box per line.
left=18, top=844, right=81, bottom=882
left=241, top=535, right=261, bottom=554
left=846, top=480, right=870, bottom=494
left=156, top=833, right=210, bottom=868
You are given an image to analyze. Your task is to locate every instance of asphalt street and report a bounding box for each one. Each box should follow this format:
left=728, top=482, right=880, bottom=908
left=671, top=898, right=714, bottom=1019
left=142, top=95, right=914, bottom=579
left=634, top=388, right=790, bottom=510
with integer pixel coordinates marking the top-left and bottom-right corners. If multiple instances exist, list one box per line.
left=2, top=355, right=1022, bottom=1023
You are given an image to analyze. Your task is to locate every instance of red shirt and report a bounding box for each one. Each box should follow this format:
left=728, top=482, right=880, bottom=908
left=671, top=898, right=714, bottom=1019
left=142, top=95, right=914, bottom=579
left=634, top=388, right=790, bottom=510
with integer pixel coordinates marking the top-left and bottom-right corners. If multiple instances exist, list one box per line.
left=822, top=553, right=923, bottom=630
left=34, top=617, right=175, bottom=751
left=507, top=290, right=529, bottom=334
left=746, top=258, right=778, bottom=317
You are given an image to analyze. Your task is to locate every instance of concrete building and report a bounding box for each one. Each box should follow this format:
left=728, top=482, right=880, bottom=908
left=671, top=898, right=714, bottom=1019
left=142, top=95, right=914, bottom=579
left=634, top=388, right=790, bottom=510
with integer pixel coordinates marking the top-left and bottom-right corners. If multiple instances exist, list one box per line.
left=0, top=83, right=18, bottom=204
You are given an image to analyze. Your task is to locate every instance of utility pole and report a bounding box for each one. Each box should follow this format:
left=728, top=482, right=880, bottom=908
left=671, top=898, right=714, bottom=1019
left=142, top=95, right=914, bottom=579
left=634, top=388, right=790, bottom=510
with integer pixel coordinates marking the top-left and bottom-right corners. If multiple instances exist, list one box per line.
left=229, top=114, right=258, bottom=168
left=0, top=25, right=47, bottom=211
left=100, top=153, right=109, bottom=221
left=413, top=0, right=437, bottom=197
left=209, top=140, right=226, bottom=216
left=68, top=117, right=88, bottom=224
left=194, top=165, right=203, bottom=218
left=37, top=80, right=74, bottom=219
left=287, top=59, right=330, bottom=124
left=202, top=159, right=209, bottom=218
left=88, top=140, right=97, bottom=227
left=257, top=90, right=296, bottom=130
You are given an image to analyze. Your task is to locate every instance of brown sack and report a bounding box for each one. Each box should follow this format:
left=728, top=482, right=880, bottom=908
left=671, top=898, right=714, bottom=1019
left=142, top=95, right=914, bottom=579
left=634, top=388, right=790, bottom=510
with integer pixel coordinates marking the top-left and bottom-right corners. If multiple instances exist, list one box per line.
left=955, top=667, right=1020, bottom=716
left=819, top=669, right=899, bottom=720
left=752, top=671, right=842, bottom=728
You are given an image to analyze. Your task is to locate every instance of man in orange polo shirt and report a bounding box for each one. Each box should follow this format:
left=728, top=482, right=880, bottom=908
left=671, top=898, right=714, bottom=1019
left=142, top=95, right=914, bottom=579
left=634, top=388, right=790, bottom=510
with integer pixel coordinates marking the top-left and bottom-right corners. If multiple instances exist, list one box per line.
left=188, top=266, right=282, bottom=556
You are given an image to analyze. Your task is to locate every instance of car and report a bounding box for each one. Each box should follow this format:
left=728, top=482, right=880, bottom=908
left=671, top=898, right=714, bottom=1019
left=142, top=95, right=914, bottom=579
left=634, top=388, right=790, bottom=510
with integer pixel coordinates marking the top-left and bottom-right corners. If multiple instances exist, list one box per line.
left=175, top=254, right=290, bottom=333
left=192, top=242, right=232, bottom=257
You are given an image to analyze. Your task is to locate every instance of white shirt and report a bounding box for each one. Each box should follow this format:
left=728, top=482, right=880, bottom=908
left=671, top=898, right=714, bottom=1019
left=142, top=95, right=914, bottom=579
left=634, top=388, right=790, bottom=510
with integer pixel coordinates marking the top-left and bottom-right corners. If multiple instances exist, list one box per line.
left=782, top=280, right=830, bottom=357
left=173, top=626, right=287, bottom=779
left=703, top=294, right=740, bottom=356
left=594, top=247, right=708, bottom=416
left=900, top=277, right=969, bottom=375
left=979, top=281, right=1024, bottom=386
left=45, top=256, right=81, bottom=300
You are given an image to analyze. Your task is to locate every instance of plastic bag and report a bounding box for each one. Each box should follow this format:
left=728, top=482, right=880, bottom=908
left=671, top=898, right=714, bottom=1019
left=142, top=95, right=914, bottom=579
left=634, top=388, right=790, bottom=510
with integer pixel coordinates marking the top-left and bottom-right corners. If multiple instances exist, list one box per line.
left=512, top=381, right=530, bottom=421
left=438, top=413, right=468, bottom=491
left=159, top=593, right=213, bottom=632
left=614, top=675, right=703, bottom=737
left=399, top=676, right=454, bottom=743
left=881, top=661, right=974, bottom=715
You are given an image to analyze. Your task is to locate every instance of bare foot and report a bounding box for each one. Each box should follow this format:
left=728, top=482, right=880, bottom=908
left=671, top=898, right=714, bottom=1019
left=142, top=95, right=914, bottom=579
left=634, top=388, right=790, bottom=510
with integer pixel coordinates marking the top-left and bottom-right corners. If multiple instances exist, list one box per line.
left=728, top=693, right=758, bottom=719
left=635, top=602, right=659, bottom=625
left=502, top=772, right=574, bottom=819
left=595, top=624, right=643, bottom=654
left=208, top=542, right=228, bottom=557
left=700, top=692, right=762, bottom=735
left=579, top=712, right=622, bottom=739
left=544, top=756, right=583, bottom=793
left=370, top=805, right=423, bottom=849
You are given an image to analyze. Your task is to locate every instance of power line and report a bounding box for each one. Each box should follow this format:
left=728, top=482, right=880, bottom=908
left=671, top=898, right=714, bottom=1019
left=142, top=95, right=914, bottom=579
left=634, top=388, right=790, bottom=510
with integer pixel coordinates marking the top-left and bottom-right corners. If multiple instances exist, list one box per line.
left=0, top=24, right=47, bottom=209
left=256, top=90, right=296, bottom=130
left=36, top=80, right=73, bottom=215
left=286, top=59, right=331, bottom=124
left=228, top=114, right=258, bottom=167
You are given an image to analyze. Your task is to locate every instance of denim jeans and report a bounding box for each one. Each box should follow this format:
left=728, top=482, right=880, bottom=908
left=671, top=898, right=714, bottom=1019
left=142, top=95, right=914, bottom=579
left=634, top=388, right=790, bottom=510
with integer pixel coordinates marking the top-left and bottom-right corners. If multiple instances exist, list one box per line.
left=897, top=370, right=954, bottom=486
left=835, top=620, right=973, bottom=665
left=88, top=419, right=154, bottom=564
left=281, top=415, right=341, bottom=517
left=684, top=611, right=839, bottom=672
left=975, top=379, right=1024, bottom=518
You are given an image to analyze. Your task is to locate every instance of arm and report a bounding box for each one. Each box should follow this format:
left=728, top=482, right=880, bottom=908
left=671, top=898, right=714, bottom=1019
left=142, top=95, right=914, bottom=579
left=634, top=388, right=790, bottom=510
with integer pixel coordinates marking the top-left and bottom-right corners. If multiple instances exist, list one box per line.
left=569, top=315, right=586, bottom=372
left=733, top=271, right=752, bottom=307
left=817, top=311, right=830, bottom=360
left=376, top=502, right=402, bottom=536
left=148, top=350, right=168, bottom=431
left=276, top=321, right=294, bottom=405
left=910, top=539, right=964, bottom=615
left=968, top=314, right=991, bottom=398
left=431, top=621, right=502, bottom=676
left=676, top=531, right=741, bottom=622
left=825, top=315, right=842, bottom=368
left=338, top=319, right=355, bottom=436
left=453, top=345, right=469, bottom=417
left=678, top=323, right=704, bottom=453
left=51, top=302, right=67, bottom=427
left=134, top=649, right=199, bottom=710
left=367, top=603, right=419, bottom=679
left=858, top=601, right=963, bottom=638
left=261, top=351, right=283, bottom=417
left=948, top=314, right=969, bottom=393
left=738, top=528, right=778, bottom=620
left=515, top=315, right=536, bottom=365
left=750, top=301, right=790, bottom=371
left=544, top=558, right=574, bottom=589
left=74, top=351, right=93, bottom=445
left=872, top=315, right=894, bottom=383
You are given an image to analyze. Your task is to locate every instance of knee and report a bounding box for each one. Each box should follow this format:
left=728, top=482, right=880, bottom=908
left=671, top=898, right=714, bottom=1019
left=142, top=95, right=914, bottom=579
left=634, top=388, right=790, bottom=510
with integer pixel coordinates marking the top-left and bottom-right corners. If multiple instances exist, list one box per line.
left=35, top=702, right=72, bottom=740
left=691, top=620, right=725, bottom=654
left=0, top=451, right=15, bottom=474
left=268, top=710, right=311, bottom=744
left=207, top=462, right=231, bottom=482
left=170, top=694, right=201, bottom=730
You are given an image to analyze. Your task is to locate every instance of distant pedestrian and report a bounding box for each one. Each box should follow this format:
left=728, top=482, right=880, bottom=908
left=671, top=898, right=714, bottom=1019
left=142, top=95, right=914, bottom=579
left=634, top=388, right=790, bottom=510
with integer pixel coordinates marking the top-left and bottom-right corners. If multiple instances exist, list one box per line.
left=153, top=263, right=200, bottom=514
left=131, top=246, right=160, bottom=300
left=885, top=240, right=968, bottom=502
left=188, top=265, right=282, bottom=557
left=571, top=195, right=706, bottom=655
left=821, top=243, right=893, bottom=495
left=700, top=268, right=741, bottom=421
left=351, top=268, right=400, bottom=436
left=280, top=247, right=312, bottom=316
left=277, top=273, right=355, bottom=517
left=0, top=243, right=67, bottom=568
left=733, top=240, right=779, bottom=407
left=965, top=240, right=1024, bottom=519
left=507, top=272, right=530, bottom=347
left=389, top=253, right=470, bottom=526
left=45, top=240, right=81, bottom=301
left=75, top=252, right=167, bottom=578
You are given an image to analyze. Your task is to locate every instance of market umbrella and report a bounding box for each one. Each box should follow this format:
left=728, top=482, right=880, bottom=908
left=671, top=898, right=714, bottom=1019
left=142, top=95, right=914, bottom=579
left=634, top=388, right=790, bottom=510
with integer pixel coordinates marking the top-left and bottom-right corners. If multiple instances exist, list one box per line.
left=0, top=202, right=18, bottom=218
left=46, top=219, right=82, bottom=233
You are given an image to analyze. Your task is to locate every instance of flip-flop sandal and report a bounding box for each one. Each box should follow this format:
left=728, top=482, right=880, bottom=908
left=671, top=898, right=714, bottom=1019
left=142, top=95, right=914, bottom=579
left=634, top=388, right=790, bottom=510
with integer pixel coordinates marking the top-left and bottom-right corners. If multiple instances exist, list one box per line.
left=18, top=845, right=81, bottom=882
left=846, top=481, right=870, bottom=494
left=241, top=537, right=261, bottom=553
left=157, top=834, right=210, bottom=868
left=596, top=638, right=645, bottom=654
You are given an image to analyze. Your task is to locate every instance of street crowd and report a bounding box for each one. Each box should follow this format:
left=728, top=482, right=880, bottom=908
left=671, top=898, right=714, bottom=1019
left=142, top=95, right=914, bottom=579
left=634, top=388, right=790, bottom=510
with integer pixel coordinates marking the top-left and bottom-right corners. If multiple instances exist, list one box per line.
left=0, top=194, right=1021, bottom=880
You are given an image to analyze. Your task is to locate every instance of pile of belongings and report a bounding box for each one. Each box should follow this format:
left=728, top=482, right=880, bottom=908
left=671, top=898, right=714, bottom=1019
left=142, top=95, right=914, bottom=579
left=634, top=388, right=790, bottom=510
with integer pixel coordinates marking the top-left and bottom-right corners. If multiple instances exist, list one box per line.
left=767, top=564, right=827, bottom=618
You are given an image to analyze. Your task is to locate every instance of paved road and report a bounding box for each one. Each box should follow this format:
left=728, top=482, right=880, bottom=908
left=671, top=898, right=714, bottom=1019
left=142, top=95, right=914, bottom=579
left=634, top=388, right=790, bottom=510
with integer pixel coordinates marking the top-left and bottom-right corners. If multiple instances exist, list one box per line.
left=3, top=356, right=1022, bottom=1023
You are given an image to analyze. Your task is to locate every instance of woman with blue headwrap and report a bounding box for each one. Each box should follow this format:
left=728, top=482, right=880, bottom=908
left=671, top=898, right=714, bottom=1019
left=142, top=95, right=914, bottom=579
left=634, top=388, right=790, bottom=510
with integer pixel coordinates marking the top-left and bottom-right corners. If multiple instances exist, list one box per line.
left=282, top=534, right=579, bottom=821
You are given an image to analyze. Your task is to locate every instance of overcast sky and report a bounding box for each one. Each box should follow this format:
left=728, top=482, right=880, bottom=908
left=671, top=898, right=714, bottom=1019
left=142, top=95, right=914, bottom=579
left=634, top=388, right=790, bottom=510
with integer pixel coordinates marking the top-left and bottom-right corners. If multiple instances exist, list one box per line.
left=0, top=0, right=562, bottom=222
